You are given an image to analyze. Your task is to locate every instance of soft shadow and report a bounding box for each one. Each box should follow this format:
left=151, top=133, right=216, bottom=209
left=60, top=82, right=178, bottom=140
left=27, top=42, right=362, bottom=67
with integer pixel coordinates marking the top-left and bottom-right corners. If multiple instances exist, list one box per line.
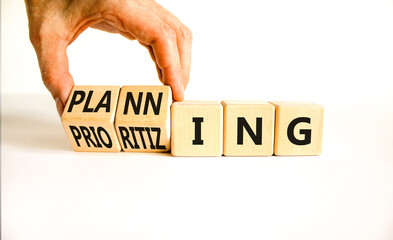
left=2, top=114, right=174, bottom=154
left=2, top=113, right=71, bottom=151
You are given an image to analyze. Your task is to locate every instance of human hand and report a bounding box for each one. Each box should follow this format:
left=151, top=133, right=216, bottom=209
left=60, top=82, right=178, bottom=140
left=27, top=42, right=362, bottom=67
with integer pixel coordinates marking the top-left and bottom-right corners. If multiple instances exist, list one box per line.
left=24, top=0, right=192, bottom=116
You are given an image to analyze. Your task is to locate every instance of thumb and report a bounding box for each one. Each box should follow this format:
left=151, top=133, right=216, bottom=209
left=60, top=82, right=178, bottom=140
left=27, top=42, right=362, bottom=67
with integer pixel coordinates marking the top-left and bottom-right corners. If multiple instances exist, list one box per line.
left=33, top=40, right=74, bottom=117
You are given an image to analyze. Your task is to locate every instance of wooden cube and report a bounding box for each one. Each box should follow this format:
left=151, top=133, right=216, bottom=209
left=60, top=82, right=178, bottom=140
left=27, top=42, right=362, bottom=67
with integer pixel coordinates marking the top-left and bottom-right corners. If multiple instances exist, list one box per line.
left=269, top=102, right=324, bottom=156
left=171, top=101, right=222, bottom=157
left=115, top=86, right=171, bottom=152
left=62, top=86, right=121, bottom=152
left=222, top=101, right=275, bottom=156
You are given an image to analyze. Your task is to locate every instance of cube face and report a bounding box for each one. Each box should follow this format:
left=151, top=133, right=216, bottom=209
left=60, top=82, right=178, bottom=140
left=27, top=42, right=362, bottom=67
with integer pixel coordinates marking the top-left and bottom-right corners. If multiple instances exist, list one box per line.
left=63, top=123, right=120, bottom=152
left=171, top=101, right=223, bottom=157
left=222, top=101, right=275, bottom=156
left=269, top=102, right=324, bottom=156
left=116, top=124, right=169, bottom=151
left=115, top=86, right=171, bottom=152
left=62, top=86, right=121, bottom=152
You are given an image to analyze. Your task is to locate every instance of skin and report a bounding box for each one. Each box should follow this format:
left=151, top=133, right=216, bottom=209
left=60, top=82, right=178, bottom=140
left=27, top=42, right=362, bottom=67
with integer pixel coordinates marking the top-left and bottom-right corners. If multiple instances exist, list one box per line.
left=24, top=0, right=192, bottom=116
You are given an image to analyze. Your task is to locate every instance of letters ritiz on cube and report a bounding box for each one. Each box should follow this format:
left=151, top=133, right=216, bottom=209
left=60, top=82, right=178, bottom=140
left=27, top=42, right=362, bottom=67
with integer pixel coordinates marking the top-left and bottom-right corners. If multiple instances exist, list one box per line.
left=62, top=86, right=324, bottom=156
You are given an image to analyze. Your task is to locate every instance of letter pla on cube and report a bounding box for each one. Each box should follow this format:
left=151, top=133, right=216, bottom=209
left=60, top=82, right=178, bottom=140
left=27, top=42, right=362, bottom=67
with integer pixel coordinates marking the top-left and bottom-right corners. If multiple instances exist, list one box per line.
left=62, top=86, right=121, bottom=152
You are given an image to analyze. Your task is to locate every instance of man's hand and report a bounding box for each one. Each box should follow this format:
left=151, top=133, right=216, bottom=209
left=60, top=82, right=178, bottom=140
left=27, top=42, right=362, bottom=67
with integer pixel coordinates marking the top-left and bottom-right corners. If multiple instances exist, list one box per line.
left=24, top=0, right=192, bottom=116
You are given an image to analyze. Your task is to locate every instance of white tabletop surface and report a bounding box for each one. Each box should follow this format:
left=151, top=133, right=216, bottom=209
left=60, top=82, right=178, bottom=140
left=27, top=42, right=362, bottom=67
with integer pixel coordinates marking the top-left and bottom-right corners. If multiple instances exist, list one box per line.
left=2, top=94, right=393, bottom=240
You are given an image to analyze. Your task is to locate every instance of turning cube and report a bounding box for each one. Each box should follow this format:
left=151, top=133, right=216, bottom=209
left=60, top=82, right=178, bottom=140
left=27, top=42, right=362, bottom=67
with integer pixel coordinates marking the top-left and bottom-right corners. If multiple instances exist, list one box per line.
left=115, top=86, right=171, bottom=152
left=222, top=101, right=275, bottom=156
left=269, top=102, right=324, bottom=156
left=62, top=86, right=121, bottom=152
left=171, top=101, right=222, bottom=157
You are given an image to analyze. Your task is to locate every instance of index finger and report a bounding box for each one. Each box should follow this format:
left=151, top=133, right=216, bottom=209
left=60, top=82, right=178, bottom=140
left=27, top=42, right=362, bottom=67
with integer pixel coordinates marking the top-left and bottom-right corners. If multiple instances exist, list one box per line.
left=113, top=2, right=185, bottom=101
left=144, top=1, right=193, bottom=89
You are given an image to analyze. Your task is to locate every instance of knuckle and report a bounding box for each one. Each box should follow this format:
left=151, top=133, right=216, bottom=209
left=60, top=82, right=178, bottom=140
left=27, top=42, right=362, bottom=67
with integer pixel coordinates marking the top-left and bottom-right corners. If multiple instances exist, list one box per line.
left=28, top=19, right=66, bottom=50
left=41, top=71, right=72, bottom=97
left=161, top=24, right=177, bottom=42
left=41, top=71, right=59, bottom=87
left=179, top=24, right=192, bottom=42
left=28, top=22, right=50, bottom=49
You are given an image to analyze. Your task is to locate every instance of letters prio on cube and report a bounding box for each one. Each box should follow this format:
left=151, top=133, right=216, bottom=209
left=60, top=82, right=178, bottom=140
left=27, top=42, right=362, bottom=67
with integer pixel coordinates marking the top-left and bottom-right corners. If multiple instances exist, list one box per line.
left=62, top=86, right=121, bottom=152
left=62, top=85, right=324, bottom=156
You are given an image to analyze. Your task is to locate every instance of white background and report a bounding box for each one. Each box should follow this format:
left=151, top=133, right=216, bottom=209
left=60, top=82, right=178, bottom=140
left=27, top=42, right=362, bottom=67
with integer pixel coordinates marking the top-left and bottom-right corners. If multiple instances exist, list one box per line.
left=2, top=0, right=393, bottom=239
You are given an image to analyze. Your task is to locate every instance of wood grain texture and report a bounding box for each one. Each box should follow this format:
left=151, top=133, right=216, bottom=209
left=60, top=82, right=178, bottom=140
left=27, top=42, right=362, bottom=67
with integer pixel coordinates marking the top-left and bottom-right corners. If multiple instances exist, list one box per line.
left=269, top=101, right=324, bottom=156
left=222, top=101, right=275, bottom=156
left=171, top=101, right=222, bottom=157
left=114, top=86, right=171, bottom=152
left=61, top=86, right=121, bottom=152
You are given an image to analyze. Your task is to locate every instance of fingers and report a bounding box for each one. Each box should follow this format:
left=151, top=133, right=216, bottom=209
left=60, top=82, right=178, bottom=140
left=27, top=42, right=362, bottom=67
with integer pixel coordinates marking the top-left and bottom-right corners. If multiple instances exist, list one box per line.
left=151, top=25, right=184, bottom=101
left=27, top=0, right=192, bottom=112
left=114, top=1, right=188, bottom=101
left=175, top=24, right=192, bottom=89
left=145, top=1, right=193, bottom=89
left=31, top=37, right=74, bottom=117
left=139, top=41, right=163, bottom=82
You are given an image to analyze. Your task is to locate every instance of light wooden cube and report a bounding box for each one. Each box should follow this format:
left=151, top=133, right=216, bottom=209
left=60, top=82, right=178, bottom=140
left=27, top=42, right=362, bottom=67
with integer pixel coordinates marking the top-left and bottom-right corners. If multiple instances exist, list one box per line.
left=171, top=101, right=223, bottom=157
left=115, top=86, right=171, bottom=152
left=269, top=102, right=324, bottom=156
left=222, top=101, right=275, bottom=156
left=62, top=86, right=121, bottom=152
